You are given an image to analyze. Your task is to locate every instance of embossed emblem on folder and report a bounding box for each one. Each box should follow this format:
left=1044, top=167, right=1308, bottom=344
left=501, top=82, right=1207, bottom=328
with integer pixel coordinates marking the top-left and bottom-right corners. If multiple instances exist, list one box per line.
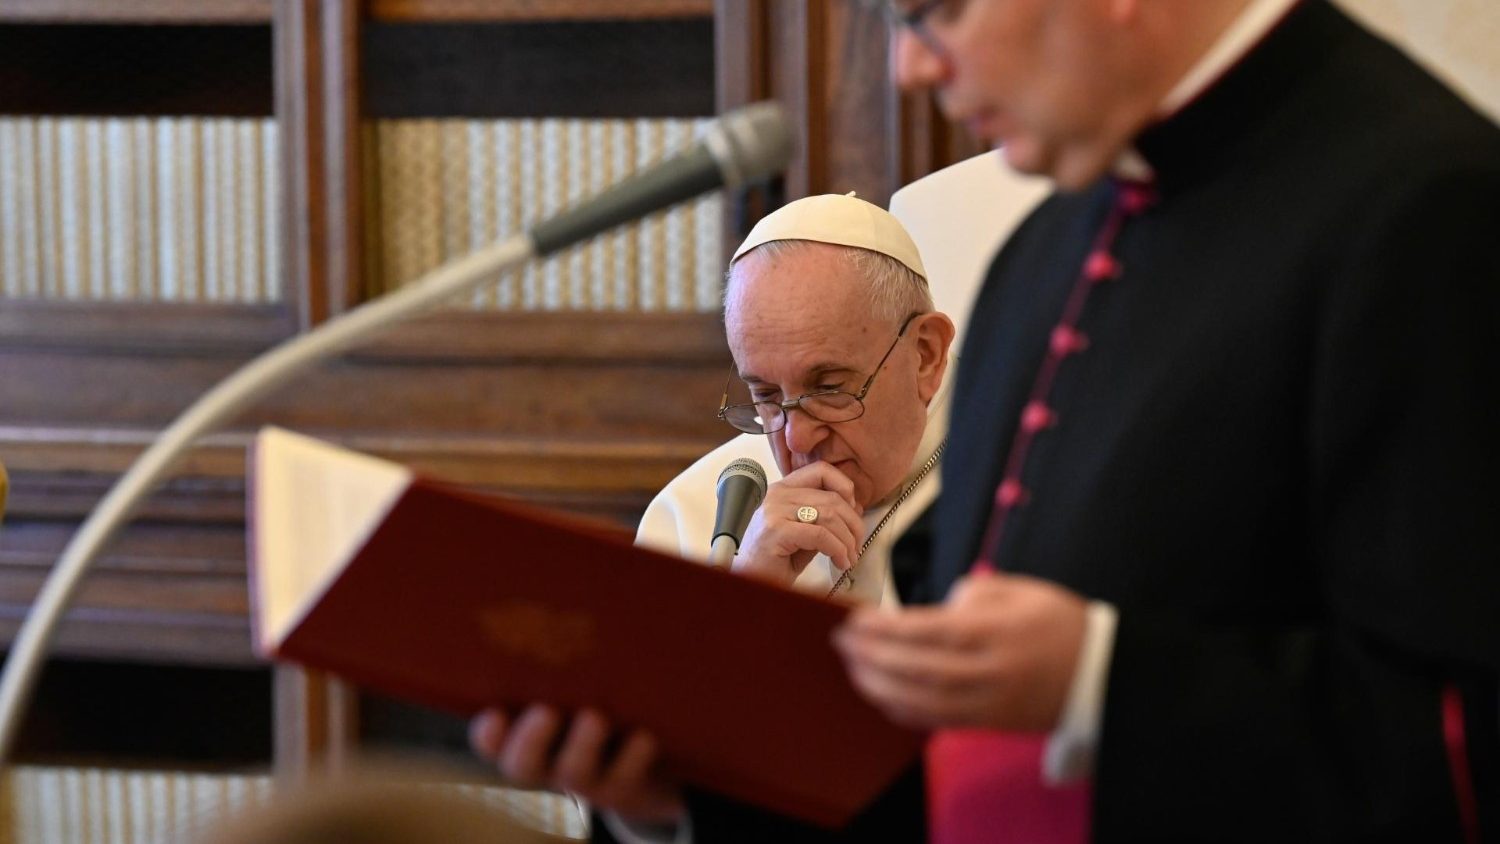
left=480, top=602, right=595, bottom=666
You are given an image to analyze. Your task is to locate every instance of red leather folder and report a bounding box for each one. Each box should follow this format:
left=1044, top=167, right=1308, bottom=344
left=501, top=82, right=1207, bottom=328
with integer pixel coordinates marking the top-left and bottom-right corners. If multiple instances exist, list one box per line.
left=248, top=427, right=923, bottom=828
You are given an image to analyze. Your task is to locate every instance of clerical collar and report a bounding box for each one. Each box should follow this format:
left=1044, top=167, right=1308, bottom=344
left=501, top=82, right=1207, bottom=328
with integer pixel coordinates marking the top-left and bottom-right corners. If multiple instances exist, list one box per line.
left=1159, top=0, right=1302, bottom=117
left=1114, top=0, right=1301, bottom=181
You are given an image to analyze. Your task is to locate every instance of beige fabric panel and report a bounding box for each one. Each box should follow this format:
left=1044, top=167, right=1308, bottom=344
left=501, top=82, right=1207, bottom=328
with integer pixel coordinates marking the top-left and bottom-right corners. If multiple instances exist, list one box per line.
left=4, top=766, right=274, bottom=843
left=0, top=117, right=280, bottom=304
left=367, top=117, right=723, bottom=313
left=0, top=115, right=723, bottom=311
left=1338, top=0, right=1500, bottom=121
left=1, top=765, right=587, bottom=843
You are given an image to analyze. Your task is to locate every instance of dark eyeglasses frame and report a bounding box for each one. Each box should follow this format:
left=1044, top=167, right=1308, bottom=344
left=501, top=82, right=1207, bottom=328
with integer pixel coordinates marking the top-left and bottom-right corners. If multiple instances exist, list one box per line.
left=871, top=0, right=952, bottom=58
left=717, top=312, right=922, bottom=436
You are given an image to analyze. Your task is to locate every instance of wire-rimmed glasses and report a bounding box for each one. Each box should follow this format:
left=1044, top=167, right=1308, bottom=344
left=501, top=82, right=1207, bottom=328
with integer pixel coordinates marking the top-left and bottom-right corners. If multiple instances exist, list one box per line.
left=718, top=312, right=921, bottom=436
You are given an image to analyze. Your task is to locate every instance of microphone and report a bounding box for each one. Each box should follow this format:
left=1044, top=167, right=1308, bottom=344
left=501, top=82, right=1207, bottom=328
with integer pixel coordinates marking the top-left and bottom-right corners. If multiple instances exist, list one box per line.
left=531, top=101, right=792, bottom=256
left=708, top=458, right=768, bottom=567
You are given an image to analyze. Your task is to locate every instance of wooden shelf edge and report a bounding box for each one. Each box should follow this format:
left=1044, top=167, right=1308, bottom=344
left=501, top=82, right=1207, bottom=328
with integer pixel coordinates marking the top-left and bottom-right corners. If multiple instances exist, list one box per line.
left=0, top=0, right=272, bottom=23
left=0, top=302, right=727, bottom=362
left=0, top=427, right=729, bottom=520
left=368, top=0, right=711, bottom=23
left=0, top=300, right=296, bottom=355
left=0, top=0, right=711, bottom=24
left=0, top=426, right=726, bottom=470
left=346, top=310, right=730, bottom=364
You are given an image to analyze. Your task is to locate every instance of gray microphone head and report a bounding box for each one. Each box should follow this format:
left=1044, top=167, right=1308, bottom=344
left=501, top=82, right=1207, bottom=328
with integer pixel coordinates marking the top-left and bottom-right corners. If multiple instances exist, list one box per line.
left=712, top=457, right=769, bottom=547
left=717, top=456, right=769, bottom=501
left=703, top=102, right=794, bottom=190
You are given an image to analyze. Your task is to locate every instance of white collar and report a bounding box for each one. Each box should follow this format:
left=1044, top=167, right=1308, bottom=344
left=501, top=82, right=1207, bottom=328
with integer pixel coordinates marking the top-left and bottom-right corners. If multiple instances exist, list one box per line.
left=1116, top=0, right=1299, bottom=178
left=1159, top=0, right=1302, bottom=116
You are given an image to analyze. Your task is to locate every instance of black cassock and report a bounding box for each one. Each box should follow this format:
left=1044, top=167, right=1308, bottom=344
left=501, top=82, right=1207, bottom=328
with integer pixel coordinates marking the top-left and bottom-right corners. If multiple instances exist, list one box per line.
left=656, top=2, right=1500, bottom=842
left=932, top=1, right=1500, bottom=841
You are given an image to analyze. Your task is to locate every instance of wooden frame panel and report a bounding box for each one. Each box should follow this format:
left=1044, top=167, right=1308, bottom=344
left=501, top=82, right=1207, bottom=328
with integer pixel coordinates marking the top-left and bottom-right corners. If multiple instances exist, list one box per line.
left=0, top=0, right=271, bottom=23
left=369, top=0, right=710, bottom=21
left=0, top=0, right=713, bottom=24
left=714, top=0, right=979, bottom=210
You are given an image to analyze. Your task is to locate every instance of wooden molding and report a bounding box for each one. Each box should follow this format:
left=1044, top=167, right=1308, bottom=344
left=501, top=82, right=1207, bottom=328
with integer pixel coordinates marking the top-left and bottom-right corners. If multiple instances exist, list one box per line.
left=0, top=0, right=271, bottom=23
left=368, top=0, right=710, bottom=22
left=714, top=0, right=766, bottom=110
left=764, top=0, right=822, bottom=200
left=277, top=0, right=353, bottom=328
left=0, top=0, right=711, bottom=23
left=893, top=87, right=984, bottom=189
left=0, top=301, right=295, bottom=355
left=274, top=666, right=359, bottom=778
left=0, top=610, right=256, bottom=666
left=321, top=0, right=365, bottom=316
left=714, top=0, right=776, bottom=258
left=347, top=310, right=729, bottom=363
left=0, top=519, right=255, bottom=666
left=0, top=0, right=710, bottom=24
left=0, top=427, right=726, bottom=498
left=0, top=301, right=726, bottom=360
left=712, top=0, right=979, bottom=209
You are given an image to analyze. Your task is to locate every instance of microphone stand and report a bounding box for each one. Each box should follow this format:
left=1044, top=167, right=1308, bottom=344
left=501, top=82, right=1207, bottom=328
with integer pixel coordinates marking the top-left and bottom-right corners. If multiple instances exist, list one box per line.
left=0, top=234, right=534, bottom=762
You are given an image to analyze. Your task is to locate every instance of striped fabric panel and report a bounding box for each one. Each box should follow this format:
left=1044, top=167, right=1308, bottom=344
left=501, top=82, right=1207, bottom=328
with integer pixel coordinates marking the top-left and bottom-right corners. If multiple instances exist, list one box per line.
left=0, top=117, right=281, bottom=304
left=1, top=766, right=586, bottom=843
left=0, top=116, right=722, bottom=311
left=367, top=117, right=724, bottom=313
left=4, top=767, right=274, bottom=844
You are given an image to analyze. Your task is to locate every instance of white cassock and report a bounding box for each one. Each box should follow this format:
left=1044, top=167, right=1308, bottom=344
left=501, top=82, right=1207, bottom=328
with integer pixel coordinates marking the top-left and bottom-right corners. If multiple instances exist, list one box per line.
left=634, top=366, right=954, bottom=608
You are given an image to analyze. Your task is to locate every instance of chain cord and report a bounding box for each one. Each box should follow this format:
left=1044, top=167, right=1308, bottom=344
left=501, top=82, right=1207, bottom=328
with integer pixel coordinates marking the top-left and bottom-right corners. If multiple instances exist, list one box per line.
left=826, top=438, right=947, bottom=599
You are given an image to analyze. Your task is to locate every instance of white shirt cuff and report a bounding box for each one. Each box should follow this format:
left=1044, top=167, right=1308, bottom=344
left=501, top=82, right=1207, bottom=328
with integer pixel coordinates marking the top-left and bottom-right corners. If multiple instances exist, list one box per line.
left=1042, top=600, right=1117, bottom=784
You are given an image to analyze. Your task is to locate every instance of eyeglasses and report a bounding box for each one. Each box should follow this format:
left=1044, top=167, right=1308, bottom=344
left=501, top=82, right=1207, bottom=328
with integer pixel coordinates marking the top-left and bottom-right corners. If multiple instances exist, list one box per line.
left=718, top=313, right=922, bottom=436
left=870, top=0, right=955, bottom=58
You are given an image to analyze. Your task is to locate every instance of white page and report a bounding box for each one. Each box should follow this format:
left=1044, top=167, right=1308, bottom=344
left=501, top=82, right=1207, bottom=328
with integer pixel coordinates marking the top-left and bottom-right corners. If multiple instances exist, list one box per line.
left=252, top=427, right=413, bottom=650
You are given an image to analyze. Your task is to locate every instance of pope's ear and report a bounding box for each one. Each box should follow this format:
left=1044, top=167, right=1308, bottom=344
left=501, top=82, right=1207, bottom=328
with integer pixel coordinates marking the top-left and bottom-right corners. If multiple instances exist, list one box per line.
left=912, top=312, right=956, bottom=396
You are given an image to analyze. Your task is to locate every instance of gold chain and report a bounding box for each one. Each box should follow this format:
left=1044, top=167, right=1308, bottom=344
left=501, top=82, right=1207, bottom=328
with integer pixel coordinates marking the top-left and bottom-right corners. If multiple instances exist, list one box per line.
left=825, top=438, right=947, bottom=599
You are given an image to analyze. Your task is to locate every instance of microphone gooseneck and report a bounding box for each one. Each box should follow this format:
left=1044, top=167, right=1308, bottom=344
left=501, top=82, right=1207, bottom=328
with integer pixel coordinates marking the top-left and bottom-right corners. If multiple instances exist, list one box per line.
left=530, top=102, right=792, bottom=256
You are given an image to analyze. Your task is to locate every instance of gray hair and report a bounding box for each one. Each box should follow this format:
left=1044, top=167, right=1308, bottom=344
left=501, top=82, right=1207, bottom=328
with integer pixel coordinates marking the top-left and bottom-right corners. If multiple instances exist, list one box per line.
left=724, top=240, right=934, bottom=324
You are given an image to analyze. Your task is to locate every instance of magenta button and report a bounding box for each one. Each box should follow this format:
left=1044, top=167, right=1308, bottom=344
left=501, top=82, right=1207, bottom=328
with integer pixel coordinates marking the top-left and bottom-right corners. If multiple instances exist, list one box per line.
left=1021, top=400, right=1056, bottom=432
left=1050, top=325, right=1089, bottom=356
left=1084, top=250, right=1119, bottom=282
left=996, top=478, right=1026, bottom=508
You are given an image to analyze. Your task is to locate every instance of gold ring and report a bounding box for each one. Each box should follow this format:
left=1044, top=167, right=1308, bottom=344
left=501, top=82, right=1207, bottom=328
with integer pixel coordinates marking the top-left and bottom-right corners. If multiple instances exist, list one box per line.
left=796, top=506, right=819, bottom=524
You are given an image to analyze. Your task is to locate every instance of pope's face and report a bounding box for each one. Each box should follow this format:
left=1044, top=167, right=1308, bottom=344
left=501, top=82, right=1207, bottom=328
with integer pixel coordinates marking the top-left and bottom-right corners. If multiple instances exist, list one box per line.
left=891, top=0, right=1144, bottom=189
left=725, top=245, right=942, bottom=510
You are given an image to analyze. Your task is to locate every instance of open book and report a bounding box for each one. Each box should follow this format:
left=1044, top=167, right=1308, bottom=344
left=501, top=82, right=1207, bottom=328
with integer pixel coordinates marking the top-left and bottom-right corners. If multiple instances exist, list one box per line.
left=248, top=426, right=923, bottom=828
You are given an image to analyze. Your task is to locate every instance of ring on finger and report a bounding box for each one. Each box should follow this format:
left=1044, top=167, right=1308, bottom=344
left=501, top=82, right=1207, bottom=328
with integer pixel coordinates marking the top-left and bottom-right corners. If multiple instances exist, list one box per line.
left=796, top=505, right=819, bottom=524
